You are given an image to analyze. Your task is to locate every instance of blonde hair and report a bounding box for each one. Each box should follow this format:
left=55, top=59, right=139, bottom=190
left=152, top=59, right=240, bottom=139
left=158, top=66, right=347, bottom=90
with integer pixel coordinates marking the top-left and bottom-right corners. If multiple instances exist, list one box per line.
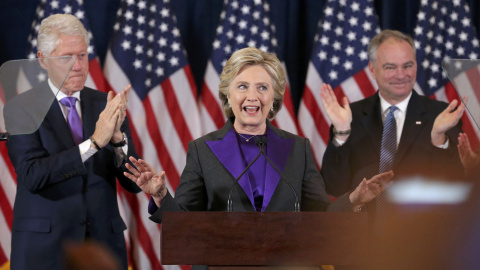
left=37, top=14, right=89, bottom=56
left=218, top=47, right=286, bottom=120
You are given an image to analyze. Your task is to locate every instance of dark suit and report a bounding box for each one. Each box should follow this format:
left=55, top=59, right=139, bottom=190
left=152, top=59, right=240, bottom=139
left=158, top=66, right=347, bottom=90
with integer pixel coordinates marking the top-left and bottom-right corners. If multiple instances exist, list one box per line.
left=321, top=91, right=463, bottom=197
left=5, top=83, right=141, bottom=270
left=150, top=119, right=353, bottom=224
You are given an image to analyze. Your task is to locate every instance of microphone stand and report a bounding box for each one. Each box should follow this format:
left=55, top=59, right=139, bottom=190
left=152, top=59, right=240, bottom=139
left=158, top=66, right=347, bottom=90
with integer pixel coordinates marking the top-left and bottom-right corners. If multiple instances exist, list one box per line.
left=227, top=143, right=263, bottom=212
left=256, top=136, right=300, bottom=212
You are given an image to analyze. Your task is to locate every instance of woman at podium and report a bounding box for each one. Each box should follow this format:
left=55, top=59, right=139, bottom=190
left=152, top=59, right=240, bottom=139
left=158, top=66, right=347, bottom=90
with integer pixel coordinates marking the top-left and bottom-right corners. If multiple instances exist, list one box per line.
left=123, top=47, right=393, bottom=220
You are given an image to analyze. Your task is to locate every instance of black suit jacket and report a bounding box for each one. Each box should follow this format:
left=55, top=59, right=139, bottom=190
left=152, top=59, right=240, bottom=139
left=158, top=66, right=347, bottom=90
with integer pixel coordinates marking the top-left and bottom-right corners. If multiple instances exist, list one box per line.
left=321, top=91, right=463, bottom=197
left=150, top=119, right=353, bottom=224
left=5, top=84, right=141, bottom=270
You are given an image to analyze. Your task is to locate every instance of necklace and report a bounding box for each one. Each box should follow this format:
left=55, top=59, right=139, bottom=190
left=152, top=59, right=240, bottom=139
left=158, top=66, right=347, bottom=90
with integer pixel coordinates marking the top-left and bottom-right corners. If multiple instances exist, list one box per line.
left=237, top=133, right=256, bottom=142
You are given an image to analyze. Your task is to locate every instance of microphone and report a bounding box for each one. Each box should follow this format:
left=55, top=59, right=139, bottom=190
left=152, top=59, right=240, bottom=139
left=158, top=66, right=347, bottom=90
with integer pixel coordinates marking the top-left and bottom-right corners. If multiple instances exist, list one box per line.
left=255, top=136, right=300, bottom=212
left=227, top=140, right=263, bottom=212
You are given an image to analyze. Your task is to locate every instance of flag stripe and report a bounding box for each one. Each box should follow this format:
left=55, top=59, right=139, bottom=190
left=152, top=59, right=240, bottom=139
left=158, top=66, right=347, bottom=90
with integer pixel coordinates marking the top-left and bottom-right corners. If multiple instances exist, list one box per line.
left=0, top=143, right=15, bottom=181
left=465, top=65, right=480, bottom=105
left=445, top=82, right=480, bottom=149
left=302, top=85, right=330, bottom=146
left=88, top=58, right=111, bottom=92
left=201, top=61, right=226, bottom=131
left=122, top=191, right=162, bottom=270
left=142, top=96, right=181, bottom=187
left=297, top=100, right=327, bottom=166
left=0, top=211, right=8, bottom=265
left=161, top=78, right=193, bottom=152
left=353, top=69, right=376, bottom=98
left=201, top=82, right=225, bottom=129
left=0, top=184, right=12, bottom=231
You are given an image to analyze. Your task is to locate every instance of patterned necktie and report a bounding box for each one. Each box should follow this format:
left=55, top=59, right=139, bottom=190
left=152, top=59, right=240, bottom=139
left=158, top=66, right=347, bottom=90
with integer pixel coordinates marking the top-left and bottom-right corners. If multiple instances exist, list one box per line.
left=60, top=97, right=83, bottom=145
left=376, top=106, right=398, bottom=216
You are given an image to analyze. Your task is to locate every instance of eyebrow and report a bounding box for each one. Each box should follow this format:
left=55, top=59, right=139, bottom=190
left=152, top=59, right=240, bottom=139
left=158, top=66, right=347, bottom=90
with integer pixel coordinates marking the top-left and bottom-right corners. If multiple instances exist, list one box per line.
left=382, top=61, right=415, bottom=67
left=235, top=81, right=270, bottom=86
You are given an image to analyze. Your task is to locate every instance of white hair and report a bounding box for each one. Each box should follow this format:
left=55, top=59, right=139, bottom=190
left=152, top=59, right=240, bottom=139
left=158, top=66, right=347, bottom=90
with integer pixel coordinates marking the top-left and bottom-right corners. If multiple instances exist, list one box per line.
left=37, top=14, right=89, bottom=56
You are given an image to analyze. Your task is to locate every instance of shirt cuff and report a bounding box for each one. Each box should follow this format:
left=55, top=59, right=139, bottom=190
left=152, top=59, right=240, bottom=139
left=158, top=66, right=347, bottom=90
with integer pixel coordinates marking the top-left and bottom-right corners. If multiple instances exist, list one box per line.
left=436, top=137, right=449, bottom=149
left=113, top=143, right=128, bottom=168
left=80, top=139, right=98, bottom=163
left=333, top=137, right=346, bottom=146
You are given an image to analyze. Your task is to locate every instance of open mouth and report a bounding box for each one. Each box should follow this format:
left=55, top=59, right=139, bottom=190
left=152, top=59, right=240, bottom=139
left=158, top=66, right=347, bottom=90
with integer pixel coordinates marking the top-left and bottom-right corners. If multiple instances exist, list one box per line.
left=243, top=106, right=260, bottom=113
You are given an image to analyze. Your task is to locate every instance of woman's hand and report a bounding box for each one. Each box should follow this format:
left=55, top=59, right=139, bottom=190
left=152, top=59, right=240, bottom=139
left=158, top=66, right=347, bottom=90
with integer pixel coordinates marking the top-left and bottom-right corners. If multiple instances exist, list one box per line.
left=124, top=156, right=168, bottom=206
left=349, top=171, right=394, bottom=208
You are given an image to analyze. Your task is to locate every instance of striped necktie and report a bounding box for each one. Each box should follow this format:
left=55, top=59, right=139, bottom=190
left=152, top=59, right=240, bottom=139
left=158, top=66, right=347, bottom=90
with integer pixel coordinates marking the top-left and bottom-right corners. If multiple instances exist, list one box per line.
left=376, top=105, right=398, bottom=215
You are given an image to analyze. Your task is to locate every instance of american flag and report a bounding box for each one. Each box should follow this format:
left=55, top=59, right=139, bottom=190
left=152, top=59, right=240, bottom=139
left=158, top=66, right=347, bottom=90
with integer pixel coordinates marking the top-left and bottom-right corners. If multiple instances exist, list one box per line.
left=414, top=0, right=480, bottom=150
left=199, top=0, right=298, bottom=135
left=298, top=0, right=380, bottom=167
left=103, top=0, right=201, bottom=269
left=0, top=0, right=109, bottom=265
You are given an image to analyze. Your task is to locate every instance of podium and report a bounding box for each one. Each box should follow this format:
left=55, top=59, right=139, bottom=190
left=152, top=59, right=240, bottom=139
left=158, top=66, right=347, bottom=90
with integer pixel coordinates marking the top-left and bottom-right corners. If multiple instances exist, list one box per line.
left=161, top=212, right=368, bottom=268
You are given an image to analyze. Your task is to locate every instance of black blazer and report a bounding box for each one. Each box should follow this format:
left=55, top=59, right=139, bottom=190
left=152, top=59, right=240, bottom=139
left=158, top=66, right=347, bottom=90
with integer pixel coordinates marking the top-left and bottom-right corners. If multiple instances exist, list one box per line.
left=150, top=119, right=353, bottom=224
left=5, top=84, right=141, bottom=270
left=321, top=91, right=463, bottom=197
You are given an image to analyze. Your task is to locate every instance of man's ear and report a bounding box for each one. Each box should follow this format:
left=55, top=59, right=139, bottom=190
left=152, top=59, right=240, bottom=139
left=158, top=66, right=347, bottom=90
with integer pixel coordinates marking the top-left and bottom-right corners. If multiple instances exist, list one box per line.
left=37, top=51, right=48, bottom=69
left=368, top=61, right=375, bottom=80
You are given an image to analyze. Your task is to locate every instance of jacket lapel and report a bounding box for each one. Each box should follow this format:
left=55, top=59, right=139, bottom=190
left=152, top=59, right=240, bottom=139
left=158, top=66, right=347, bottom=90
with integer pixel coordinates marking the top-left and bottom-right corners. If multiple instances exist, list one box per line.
left=262, top=124, right=293, bottom=211
left=40, top=84, right=76, bottom=148
left=206, top=120, right=294, bottom=211
left=395, top=91, right=428, bottom=164
left=206, top=121, right=256, bottom=208
left=80, top=89, right=102, bottom=140
left=360, top=93, right=383, bottom=159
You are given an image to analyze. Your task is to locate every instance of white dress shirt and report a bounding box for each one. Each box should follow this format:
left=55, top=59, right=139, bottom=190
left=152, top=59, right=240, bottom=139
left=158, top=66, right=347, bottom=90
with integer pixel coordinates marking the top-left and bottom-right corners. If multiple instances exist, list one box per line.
left=49, top=79, right=128, bottom=165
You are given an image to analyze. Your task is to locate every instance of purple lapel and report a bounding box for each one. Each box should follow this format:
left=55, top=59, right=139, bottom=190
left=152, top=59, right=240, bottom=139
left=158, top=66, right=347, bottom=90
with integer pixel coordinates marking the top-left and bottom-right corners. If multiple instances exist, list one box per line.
left=206, top=125, right=294, bottom=212
left=262, top=128, right=294, bottom=211
left=206, top=128, right=256, bottom=208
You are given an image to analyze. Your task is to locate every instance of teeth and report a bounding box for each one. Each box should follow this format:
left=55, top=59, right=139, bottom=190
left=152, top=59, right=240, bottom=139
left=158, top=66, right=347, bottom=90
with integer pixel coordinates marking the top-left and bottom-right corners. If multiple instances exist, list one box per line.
left=243, top=106, right=259, bottom=113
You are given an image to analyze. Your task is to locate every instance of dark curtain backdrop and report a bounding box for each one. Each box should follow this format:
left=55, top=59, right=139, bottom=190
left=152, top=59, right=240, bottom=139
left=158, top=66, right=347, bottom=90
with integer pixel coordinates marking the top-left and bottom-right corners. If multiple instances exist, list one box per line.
left=1, top=0, right=479, bottom=112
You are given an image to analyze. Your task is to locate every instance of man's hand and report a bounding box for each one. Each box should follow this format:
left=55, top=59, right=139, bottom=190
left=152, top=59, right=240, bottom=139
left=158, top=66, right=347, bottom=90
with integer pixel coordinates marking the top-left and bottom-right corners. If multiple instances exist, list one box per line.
left=124, top=157, right=168, bottom=207
left=91, top=85, right=131, bottom=147
left=431, top=98, right=466, bottom=146
left=91, top=91, right=121, bottom=148
left=320, top=83, right=352, bottom=140
left=111, top=85, right=131, bottom=144
left=458, top=132, right=480, bottom=175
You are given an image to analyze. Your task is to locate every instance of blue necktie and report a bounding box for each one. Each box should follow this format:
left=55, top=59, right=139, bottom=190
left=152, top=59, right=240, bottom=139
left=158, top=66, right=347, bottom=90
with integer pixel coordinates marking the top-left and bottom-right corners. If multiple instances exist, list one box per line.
left=379, top=106, right=398, bottom=173
left=376, top=106, right=398, bottom=215
left=60, top=97, right=83, bottom=145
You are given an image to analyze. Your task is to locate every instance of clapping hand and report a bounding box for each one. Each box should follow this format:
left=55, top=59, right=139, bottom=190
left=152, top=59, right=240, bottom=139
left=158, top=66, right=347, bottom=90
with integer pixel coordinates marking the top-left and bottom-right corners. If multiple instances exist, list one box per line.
left=349, top=171, right=395, bottom=209
left=458, top=132, right=480, bottom=177
left=320, top=83, right=352, bottom=139
left=111, top=85, right=131, bottom=144
left=91, top=85, right=131, bottom=147
left=432, top=98, right=466, bottom=146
